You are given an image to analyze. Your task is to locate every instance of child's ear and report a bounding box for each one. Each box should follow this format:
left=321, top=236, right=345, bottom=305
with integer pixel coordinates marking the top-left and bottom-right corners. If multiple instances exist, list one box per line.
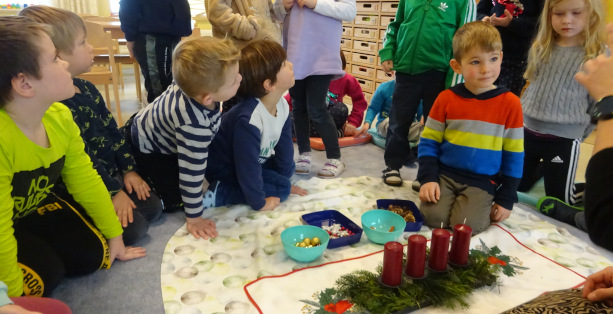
left=449, top=59, right=462, bottom=75
left=263, top=78, right=275, bottom=92
left=11, top=73, right=35, bottom=98
left=200, top=93, right=215, bottom=108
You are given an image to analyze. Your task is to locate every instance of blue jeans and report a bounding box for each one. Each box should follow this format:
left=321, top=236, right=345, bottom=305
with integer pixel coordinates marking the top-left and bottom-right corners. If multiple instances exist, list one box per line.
left=384, top=70, right=446, bottom=170
left=212, top=162, right=295, bottom=210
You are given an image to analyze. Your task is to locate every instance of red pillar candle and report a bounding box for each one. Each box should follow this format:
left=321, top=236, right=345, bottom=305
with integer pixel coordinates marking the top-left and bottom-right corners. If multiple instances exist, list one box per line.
left=381, top=241, right=403, bottom=286
left=428, top=228, right=450, bottom=271
left=449, top=224, right=473, bottom=266
left=405, top=234, right=427, bottom=278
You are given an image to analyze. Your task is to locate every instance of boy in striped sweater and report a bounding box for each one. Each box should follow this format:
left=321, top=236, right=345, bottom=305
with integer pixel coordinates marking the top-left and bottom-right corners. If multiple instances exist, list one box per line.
left=123, top=37, right=241, bottom=240
left=417, top=21, right=524, bottom=234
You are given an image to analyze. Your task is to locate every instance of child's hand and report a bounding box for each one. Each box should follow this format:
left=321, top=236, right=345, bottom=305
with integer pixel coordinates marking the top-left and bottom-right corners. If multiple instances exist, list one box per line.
left=283, top=0, right=294, bottom=11
left=355, top=122, right=370, bottom=137
left=343, top=123, right=357, bottom=136
left=112, top=190, right=137, bottom=227
left=260, top=197, right=281, bottom=211
left=186, top=217, right=218, bottom=240
left=0, top=304, right=41, bottom=314
left=297, top=0, right=317, bottom=9
left=108, top=235, right=146, bottom=266
left=583, top=266, right=613, bottom=307
left=291, top=185, right=308, bottom=196
left=489, top=10, right=512, bottom=27
left=419, top=182, right=440, bottom=203
left=490, top=203, right=511, bottom=222
left=381, top=60, right=394, bottom=73
left=123, top=171, right=151, bottom=201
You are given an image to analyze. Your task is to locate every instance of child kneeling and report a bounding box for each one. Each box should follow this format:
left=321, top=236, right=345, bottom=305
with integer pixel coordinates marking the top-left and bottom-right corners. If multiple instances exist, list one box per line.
left=417, top=21, right=524, bottom=233
left=205, top=40, right=307, bottom=211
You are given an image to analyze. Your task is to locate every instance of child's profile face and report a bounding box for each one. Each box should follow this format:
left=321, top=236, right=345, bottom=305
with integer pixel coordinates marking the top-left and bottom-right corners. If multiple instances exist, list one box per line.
left=59, top=29, right=94, bottom=77
left=453, top=47, right=502, bottom=95
left=551, top=0, right=587, bottom=46
left=274, top=60, right=295, bottom=92
left=210, top=62, right=241, bottom=102
left=32, top=32, right=75, bottom=103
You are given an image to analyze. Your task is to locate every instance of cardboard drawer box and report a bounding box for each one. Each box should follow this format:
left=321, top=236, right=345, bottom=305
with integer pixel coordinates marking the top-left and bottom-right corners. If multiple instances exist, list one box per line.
left=356, top=78, right=374, bottom=93
left=363, top=92, right=373, bottom=103
left=353, top=27, right=378, bottom=40
left=352, top=64, right=376, bottom=78
left=376, top=69, right=394, bottom=81
left=381, top=2, right=399, bottom=12
left=340, top=38, right=352, bottom=49
left=352, top=52, right=377, bottom=66
left=342, top=26, right=353, bottom=37
left=356, top=1, right=379, bottom=12
left=353, top=39, right=378, bottom=53
left=354, top=14, right=378, bottom=26
left=380, top=15, right=395, bottom=27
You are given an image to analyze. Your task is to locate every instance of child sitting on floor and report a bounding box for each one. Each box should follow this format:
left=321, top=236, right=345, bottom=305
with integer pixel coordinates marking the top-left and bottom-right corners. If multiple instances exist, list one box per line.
left=0, top=16, right=144, bottom=298
left=205, top=39, right=308, bottom=211
left=20, top=5, right=163, bottom=245
left=123, top=36, right=241, bottom=240
left=417, top=21, right=524, bottom=234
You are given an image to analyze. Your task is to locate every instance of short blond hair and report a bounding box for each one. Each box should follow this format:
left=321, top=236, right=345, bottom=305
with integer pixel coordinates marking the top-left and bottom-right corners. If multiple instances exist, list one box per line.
left=452, top=21, right=502, bottom=62
left=172, top=36, right=240, bottom=99
left=19, top=5, right=86, bottom=56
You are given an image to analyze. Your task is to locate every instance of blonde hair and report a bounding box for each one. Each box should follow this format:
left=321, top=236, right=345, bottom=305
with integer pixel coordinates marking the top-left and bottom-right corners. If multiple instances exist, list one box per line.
left=524, top=0, right=604, bottom=80
left=172, top=36, right=240, bottom=99
left=452, top=21, right=503, bottom=62
left=19, top=5, right=86, bottom=56
left=0, top=16, right=52, bottom=106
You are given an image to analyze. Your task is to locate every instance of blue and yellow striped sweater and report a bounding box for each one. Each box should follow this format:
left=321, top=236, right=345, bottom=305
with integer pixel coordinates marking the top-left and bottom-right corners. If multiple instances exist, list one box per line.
left=417, top=84, right=524, bottom=209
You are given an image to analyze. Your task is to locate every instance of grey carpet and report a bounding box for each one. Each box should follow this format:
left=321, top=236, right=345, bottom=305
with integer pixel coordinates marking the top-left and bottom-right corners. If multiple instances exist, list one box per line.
left=49, top=142, right=613, bottom=313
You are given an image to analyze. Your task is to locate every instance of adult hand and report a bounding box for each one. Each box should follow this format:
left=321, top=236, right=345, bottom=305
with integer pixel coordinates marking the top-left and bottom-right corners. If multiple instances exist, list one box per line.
left=0, top=304, right=41, bottom=314
left=490, top=203, right=511, bottom=222
left=381, top=60, right=394, bottom=73
left=489, top=10, right=513, bottom=27
left=260, top=197, right=281, bottom=211
left=112, top=190, right=136, bottom=227
left=574, top=23, right=613, bottom=101
left=419, top=182, right=440, bottom=203
left=355, top=122, right=371, bottom=137
left=126, top=41, right=135, bottom=59
left=123, top=171, right=151, bottom=201
left=185, top=217, right=218, bottom=240
left=291, top=185, right=308, bottom=196
left=583, top=266, right=613, bottom=307
left=108, top=235, right=146, bottom=265
left=296, top=0, right=316, bottom=9
left=343, top=123, right=357, bottom=136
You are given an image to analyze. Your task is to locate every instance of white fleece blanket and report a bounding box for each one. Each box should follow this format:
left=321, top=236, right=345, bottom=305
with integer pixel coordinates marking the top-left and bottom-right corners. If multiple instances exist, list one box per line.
left=160, top=176, right=612, bottom=314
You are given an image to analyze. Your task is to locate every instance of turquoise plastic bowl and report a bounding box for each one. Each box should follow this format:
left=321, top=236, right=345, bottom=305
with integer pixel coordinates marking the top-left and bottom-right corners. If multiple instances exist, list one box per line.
left=281, top=225, right=330, bottom=263
left=361, top=210, right=407, bottom=244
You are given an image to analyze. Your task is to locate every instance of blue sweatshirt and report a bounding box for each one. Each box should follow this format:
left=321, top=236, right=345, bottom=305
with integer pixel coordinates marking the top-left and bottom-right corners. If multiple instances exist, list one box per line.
left=206, top=97, right=294, bottom=210
left=119, top=0, right=192, bottom=42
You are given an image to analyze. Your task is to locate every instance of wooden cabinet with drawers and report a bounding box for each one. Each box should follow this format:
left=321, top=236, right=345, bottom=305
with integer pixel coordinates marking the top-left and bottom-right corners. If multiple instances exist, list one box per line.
left=342, top=0, right=398, bottom=104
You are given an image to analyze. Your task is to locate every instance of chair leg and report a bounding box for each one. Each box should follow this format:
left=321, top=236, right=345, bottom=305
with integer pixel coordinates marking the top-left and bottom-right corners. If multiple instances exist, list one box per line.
left=104, top=84, right=111, bottom=111
left=134, top=63, right=142, bottom=105
left=118, top=64, right=125, bottom=90
left=111, top=72, right=123, bottom=126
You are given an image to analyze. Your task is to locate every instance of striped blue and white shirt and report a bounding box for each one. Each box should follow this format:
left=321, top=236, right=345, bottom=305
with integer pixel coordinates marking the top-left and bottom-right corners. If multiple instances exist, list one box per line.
left=132, top=81, right=221, bottom=217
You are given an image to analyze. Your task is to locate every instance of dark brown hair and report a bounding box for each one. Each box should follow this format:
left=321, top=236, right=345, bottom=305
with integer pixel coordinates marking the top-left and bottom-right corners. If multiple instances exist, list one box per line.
left=0, top=16, right=52, bottom=106
left=237, top=39, right=286, bottom=99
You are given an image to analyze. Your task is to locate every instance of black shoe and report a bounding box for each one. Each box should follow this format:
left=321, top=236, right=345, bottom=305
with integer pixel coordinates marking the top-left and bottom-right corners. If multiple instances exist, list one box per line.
left=382, top=167, right=403, bottom=187
left=537, top=196, right=583, bottom=227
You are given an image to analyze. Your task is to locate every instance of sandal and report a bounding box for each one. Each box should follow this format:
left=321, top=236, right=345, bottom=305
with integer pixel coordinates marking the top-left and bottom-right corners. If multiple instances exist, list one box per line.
left=295, top=154, right=312, bottom=174
left=382, top=167, right=403, bottom=187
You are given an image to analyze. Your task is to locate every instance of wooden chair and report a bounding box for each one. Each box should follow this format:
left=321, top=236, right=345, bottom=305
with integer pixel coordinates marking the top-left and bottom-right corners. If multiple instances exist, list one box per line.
left=78, top=21, right=123, bottom=125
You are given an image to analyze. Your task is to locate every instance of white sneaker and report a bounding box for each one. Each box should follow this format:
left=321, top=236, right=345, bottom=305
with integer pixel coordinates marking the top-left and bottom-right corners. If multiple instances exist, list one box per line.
left=317, top=159, right=345, bottom=178
left=295, top=154, right=312, bottom=174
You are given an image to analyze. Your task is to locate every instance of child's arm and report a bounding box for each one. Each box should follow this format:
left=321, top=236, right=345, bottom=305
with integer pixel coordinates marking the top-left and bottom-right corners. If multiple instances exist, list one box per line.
left=379, top=0, right=407, bottom=70
left=343, top=74, right=368, bottom=132
left=272, top=109, right=296, bottom=179
left=0, top=168, right=22, bottom=297
left=232, top=119, right=269, bottom=210
left=490, top=203, right=511, bottom=222
left=494, top=97, right=524, bottom=210
left=303, top=0, right=356, bottom=22
left=271, top=0, right=293, bottom=19
left=355, top=82, right=386, bottom=137
left=416, top=96, right=447, bottom=186
left=207, top=0, right=257, bottom=40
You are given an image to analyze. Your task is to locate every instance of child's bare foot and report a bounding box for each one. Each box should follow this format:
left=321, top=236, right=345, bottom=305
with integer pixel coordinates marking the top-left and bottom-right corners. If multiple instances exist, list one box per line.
left=291, top=185, right=308, bottom=196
